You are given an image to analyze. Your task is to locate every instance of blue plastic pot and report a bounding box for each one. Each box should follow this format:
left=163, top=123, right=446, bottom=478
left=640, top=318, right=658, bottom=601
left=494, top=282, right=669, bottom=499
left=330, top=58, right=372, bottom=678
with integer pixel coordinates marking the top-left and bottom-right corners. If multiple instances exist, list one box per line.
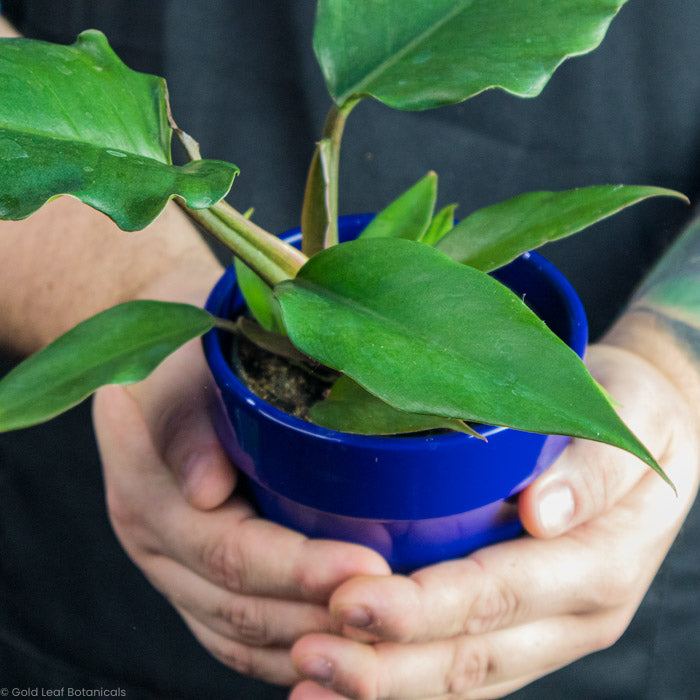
left=203, top=214, right=588, bottom=571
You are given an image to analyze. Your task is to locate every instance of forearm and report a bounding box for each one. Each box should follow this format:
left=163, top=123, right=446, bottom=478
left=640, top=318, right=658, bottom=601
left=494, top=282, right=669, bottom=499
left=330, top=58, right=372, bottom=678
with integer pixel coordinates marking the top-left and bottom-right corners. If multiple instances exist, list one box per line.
left=0, top=15, right=223, bottom=355
left=0, top=197, right=223, bottom=355
left=604, top=214, right=700, bottom=447
left=0, top=13, right=20, bottom=38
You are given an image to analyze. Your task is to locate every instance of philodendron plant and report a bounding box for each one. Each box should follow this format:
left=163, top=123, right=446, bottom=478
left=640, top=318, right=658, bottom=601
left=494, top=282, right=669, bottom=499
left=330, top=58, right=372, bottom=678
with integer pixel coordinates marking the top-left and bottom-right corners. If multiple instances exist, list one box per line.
left=0, top=1, right=687, bottom=488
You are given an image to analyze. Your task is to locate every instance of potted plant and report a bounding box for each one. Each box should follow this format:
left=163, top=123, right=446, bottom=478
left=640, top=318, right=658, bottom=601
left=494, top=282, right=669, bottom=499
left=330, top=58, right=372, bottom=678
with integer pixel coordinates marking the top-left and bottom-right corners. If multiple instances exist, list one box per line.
left=0, top=1, right=686, bottom=569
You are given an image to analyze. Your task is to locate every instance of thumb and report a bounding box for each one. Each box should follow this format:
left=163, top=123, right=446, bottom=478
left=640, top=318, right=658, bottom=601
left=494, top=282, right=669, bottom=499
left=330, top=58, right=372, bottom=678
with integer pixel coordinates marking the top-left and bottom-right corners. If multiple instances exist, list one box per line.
left=519, top=344, right=675, bottom=538
left=518, top=437, right=647, bottom=538
left=127, top=339, right=237, bottom=510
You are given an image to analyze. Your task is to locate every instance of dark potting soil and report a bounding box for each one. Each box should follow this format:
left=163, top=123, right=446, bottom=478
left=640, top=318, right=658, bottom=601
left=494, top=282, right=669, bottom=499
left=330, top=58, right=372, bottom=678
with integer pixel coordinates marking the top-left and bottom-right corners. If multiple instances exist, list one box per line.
left=230, top=330, right=452, bottom=438
left=231, top=332, right=336, bottom=421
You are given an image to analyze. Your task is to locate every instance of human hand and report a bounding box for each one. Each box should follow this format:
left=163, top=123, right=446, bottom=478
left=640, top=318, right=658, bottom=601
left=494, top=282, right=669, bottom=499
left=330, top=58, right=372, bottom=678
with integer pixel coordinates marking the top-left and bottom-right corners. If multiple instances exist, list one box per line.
left=92, top=263, right=390, bottom=686
left=289, top=341, right=699, bottom=699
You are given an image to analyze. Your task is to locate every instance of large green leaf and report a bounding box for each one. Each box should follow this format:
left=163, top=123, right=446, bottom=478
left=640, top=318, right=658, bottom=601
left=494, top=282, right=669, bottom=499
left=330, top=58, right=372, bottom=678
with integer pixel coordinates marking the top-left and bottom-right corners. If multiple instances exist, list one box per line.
left=359, top=172, right=437, bottom=241
left=311, top=375, right=482, bottom=437
left=436, top=186, right=689, bottom=272
left=0, top=30, right=238, bottom=230
left=314, top=0, right=629, bottom=110
left=275, top=238, right=668, bottom=482
left=0, top=301, right=215, bottom=431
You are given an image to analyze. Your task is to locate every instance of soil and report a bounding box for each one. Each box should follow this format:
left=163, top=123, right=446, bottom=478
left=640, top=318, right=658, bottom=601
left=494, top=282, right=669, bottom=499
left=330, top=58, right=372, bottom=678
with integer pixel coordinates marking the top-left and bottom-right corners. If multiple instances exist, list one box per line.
left=231, top=332, right=336, bottom=421
left=231, top=332, right=452, bottom=438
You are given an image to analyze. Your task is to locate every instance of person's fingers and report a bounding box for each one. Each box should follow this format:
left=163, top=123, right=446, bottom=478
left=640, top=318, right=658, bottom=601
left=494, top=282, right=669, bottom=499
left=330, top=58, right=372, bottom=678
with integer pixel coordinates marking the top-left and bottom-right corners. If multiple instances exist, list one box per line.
left=324, top=416, right=696, bottom=647
left=289, top=671, right=567, bottom=700
left=144, top=554, right=334, bottom=646
left=95, top=384, right=391, bottom=602
left=161, top=499, right=392, bottom=602
left=289, top=681, right=347, bottom=700
left=464, top=669, right=558, bottom=700
left=293, top=448, right=694, bottom=699
left=520, top=344, right=680, bottom=538
left=325, top=538, right=608, bottom=645
left=126, top=339, right=237, bottom=510
left=291, top=611, right=625, bottom=700
left=180, top=608, right=298, bottom=686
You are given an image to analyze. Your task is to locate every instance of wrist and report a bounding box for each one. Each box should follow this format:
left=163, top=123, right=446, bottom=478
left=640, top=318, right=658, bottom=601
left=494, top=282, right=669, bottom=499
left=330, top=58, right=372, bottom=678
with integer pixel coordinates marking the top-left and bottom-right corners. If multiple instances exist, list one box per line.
left=131, top=205, right=224, bottom=309
left=0, top=15, right=20, bottom=38
left=604, top=310, right=700, bottom=444
left=0, top=198, right=223, bottom=355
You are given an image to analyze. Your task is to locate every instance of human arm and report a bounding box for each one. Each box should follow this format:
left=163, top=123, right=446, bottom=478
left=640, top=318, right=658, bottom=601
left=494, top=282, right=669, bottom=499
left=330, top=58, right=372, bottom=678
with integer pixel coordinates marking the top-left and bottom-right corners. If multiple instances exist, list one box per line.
left=288, top=216, right=700, bottom=699
left=0, top=195, right=391, bottom=685
left=0, top=13, right=19, bottom=38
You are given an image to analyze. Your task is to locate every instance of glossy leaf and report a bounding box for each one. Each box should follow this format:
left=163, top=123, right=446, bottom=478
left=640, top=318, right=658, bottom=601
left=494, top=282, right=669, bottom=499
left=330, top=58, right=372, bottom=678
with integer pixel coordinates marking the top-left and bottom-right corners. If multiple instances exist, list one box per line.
left=421, top=203, right=457, bottom=246
left=275, top=238, right=668, bottom=482
left=359, top=172, right=437, bottom=241
left=0, top=301, right=215, bottom=431
left=234, top=258, right=285, bottom=333
left=436, top=186, right=689, bottom=272
left=314, top=0, right=629, bottom=110
left=311, top=375, right=482, bottom=437
left=0, top=31, right=238, bottom=230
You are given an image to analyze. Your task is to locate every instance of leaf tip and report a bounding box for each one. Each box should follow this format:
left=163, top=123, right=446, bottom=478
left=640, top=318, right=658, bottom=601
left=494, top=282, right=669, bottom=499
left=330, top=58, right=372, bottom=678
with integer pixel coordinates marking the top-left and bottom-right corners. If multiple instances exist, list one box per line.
left=638, top=443, right=676, bottom=494
left=455, top=419, right=487, bottom=441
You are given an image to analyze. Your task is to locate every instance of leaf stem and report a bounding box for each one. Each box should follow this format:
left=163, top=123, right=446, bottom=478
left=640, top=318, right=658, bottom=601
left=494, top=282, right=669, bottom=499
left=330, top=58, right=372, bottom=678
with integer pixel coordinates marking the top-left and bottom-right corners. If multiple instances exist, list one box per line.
left=213, top=317, right=239, bottom=334
left=321, top=100, right=355, bottom=247
left=301, top=98, right=359, bottom=255
left=211, top=200, right=307, bottom=276
left=185, top=205, right=305, bottom=286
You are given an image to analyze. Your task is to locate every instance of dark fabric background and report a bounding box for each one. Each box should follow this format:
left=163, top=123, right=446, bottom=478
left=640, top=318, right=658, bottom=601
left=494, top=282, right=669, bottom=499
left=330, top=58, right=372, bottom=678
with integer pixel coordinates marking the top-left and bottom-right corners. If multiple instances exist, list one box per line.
left=0, top=1, right=698, bottom=698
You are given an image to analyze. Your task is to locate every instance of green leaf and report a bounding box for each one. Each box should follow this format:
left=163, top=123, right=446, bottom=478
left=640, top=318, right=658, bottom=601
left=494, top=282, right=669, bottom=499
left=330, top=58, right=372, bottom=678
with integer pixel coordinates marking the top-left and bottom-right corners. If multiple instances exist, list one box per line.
left=0, top=301, right=215, bottom=431
left=421, top=203, right=457, bottom=246
left=0, top=30, right=238, bottom=230
left=236, top=317, right=309, bottom=363
left=311, top=375, right=483, bottom=437
left=314, top=0, right=629, bottom=110
left=234, top=258, right=285, bottom=334
left=436, top=186, right=689, bottom=272
left=275, top=238, right=669, bottom=483
left=359, top=172, right=437, bottom=241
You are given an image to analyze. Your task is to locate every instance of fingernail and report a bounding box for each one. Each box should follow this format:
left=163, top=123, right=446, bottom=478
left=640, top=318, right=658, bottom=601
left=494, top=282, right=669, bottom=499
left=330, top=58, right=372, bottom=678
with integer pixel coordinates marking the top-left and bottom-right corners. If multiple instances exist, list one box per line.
left=339, top=605, right=373, bottom=629
left=537, top=482, right=575, bottom=535
left=299, top=655, right=334, bottom=684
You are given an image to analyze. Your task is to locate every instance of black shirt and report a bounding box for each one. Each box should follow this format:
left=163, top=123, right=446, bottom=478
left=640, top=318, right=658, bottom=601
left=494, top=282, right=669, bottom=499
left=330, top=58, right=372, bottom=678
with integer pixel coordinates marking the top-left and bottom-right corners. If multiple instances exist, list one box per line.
left=1, top=1, right=699, bottom=698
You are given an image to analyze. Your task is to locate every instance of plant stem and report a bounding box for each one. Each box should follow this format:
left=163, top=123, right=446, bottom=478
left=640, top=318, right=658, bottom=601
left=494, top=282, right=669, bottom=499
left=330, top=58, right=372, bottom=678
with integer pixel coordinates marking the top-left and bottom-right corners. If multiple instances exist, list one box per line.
left=213, top=317, right=239, bottom=334
left=323, top=98, right=359, bottom=228
left=186, top=205, right=305, bottom=286
left=301, top=98, right=359, bottom=256
left=212, top=200, right=307, bottom=276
